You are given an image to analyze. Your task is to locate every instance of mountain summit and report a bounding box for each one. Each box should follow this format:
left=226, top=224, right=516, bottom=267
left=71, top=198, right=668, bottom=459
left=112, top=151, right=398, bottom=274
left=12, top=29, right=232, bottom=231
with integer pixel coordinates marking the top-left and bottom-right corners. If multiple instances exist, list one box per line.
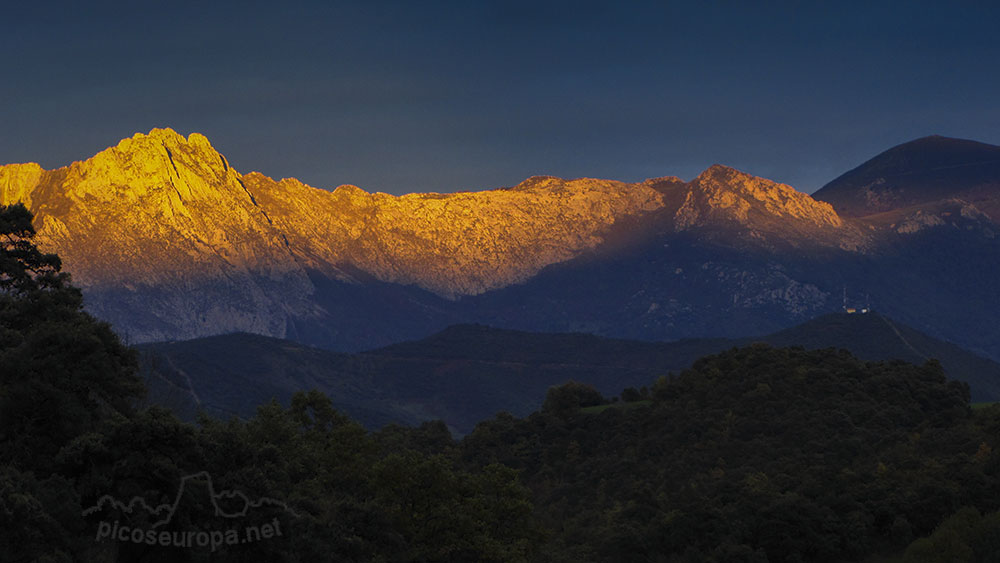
left=0, top=128, right=314, bottom=342
left=672, top=165, right=858, bottom=249
left=813, top=135, right=1000, bottom=217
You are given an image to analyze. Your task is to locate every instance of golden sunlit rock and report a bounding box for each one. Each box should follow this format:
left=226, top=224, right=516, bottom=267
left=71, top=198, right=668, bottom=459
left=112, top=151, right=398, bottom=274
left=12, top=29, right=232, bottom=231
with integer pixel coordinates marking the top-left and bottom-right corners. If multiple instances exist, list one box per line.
left=0, top=162, right=44, bottom=208
left=679, top=165, right=843, bottom=229
left=242, top=172, right=666, bottom=297
left=0, top=128, right=859, bottom=341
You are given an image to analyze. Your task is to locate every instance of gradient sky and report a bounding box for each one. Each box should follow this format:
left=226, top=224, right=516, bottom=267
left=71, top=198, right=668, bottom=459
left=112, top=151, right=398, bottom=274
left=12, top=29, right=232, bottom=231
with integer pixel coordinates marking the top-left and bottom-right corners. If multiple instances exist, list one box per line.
left=3, top=1, right=999, bottom=195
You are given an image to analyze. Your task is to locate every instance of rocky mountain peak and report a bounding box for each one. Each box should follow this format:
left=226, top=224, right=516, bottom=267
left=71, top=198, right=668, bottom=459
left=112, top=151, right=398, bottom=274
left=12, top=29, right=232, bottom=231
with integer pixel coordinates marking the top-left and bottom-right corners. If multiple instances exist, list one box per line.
left=675, top=165, right=842, bottom=231
left=0, top=129, right=319, bottom=343
left=64, top=127, right=239, bottom=205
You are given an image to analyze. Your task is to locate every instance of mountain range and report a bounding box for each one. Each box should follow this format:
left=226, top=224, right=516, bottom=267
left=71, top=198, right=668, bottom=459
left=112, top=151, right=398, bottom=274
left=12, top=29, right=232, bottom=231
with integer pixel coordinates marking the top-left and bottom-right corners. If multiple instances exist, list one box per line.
left=3, top=129, right=1000, bottom=362
left=138, top=312, right=1000, bottom=434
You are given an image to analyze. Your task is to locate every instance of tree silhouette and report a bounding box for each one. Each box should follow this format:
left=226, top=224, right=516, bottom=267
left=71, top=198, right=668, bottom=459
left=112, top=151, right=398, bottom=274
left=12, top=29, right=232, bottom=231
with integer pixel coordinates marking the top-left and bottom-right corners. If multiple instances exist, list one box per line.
left=0, top=203, right=69, bottom=294
left=0, top=203, right=144, bottom=475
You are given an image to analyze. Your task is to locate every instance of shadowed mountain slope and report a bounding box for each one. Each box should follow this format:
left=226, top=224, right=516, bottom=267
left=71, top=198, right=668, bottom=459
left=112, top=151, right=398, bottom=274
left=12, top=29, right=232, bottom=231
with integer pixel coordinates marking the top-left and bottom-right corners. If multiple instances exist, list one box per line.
left=813, top=135, right=1000, bottom=217
left=139, top=313, right=1000, bottom=433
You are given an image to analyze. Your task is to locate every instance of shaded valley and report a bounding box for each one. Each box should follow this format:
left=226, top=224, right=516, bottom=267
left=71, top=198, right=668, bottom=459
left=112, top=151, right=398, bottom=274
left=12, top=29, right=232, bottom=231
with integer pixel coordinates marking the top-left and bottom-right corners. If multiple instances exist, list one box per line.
left=139, top=312, right=1000, bottom=434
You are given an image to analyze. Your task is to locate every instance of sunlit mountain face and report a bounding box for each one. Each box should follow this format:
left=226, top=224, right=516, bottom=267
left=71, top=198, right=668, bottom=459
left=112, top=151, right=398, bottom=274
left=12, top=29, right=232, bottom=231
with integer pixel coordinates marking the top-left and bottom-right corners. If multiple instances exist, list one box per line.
left=3, top=130, right=1000, bottom=361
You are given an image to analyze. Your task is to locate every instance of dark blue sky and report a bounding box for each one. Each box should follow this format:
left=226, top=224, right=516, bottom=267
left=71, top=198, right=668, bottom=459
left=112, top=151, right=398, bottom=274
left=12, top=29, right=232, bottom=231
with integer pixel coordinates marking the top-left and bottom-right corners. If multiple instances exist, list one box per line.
left=3, top=1, right=999, bottom=195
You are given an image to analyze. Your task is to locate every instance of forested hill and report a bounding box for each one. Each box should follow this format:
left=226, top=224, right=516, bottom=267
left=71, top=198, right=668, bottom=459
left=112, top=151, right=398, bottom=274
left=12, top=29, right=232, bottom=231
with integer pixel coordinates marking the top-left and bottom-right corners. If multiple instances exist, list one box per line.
left=762, top=312, right=1000, bottom=401
left=138, top=312, right=1000, bottom=434
left=460, top=345, right=1000, bottom=562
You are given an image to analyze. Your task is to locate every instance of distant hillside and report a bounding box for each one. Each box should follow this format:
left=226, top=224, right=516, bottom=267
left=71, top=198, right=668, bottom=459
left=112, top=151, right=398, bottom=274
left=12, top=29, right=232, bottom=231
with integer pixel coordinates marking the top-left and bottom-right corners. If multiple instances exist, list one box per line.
left=140, top=328, right=727, bottom=434
left=761, top=312, right=1000, bottom=401
left=370, top=323, right=727, bottom=368
left=459, top=345, right=997, bottom=562
left=140, top=313, right=1000, bottom=433
left=138, top=333, right=420, bottom=429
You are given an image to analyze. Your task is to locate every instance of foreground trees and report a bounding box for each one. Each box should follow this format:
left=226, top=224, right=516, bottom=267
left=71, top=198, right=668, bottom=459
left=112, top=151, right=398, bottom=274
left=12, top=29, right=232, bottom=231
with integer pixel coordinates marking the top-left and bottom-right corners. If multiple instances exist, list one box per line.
left=462, top=346, right=1000, bottom=562
left=1, top=203, right=144, bottom=474
left=3, top=202, right=999, bottom=561
left=0, top=204, right=541, bottom=562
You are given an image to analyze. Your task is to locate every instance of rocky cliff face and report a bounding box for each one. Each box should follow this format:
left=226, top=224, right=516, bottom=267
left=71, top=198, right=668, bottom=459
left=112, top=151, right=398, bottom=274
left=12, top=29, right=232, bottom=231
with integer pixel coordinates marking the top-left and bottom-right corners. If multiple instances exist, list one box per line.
left=677, top=165, right=842, bottom=229
left=2, top=130, right=318, bottom=341
left=0, top=128, right=686, bottom=341
left=671, top=165, right=866, bottom=250
left=242, top=172, right=666, bottom=297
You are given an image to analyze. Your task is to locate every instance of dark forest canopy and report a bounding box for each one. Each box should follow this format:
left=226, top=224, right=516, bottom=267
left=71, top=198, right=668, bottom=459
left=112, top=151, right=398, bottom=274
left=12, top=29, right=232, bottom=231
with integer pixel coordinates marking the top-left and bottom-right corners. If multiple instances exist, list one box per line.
left=463, top=345, right=1000, bottom=562
left=2, top=203, right=999, bottom=562
left=0, top=204, right=539, bottom=562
